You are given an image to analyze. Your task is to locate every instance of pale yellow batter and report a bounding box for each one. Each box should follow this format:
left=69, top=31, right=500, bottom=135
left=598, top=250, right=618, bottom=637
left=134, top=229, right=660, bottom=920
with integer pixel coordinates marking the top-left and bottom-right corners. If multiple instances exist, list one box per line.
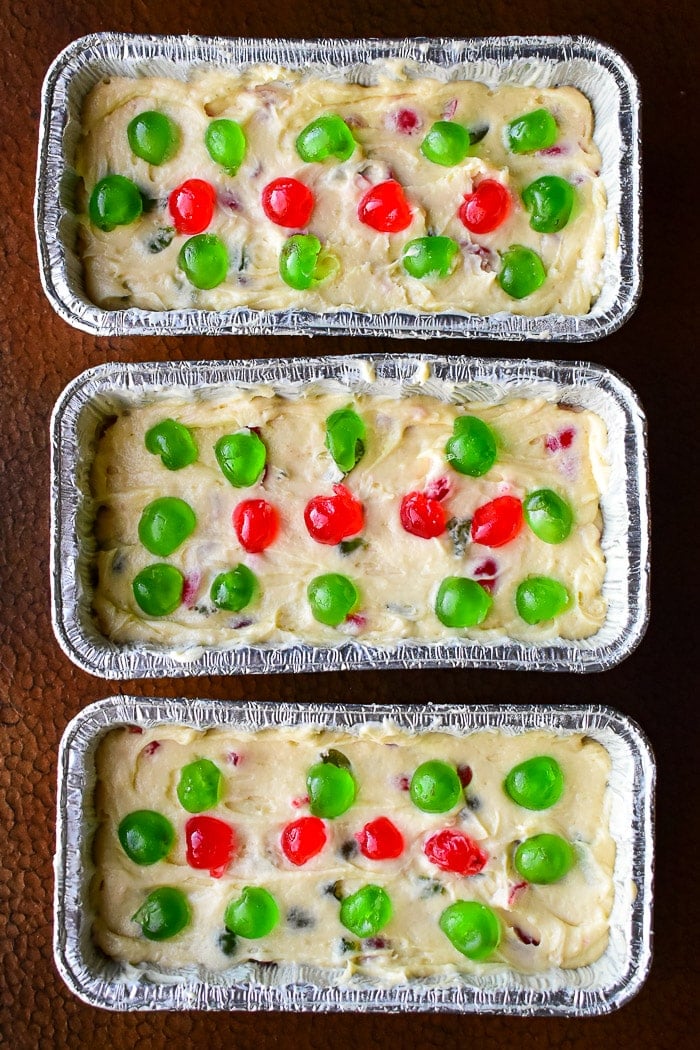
left=90, top=390, right=608, bottom=648
left=76, top=65, right=605, bottom=316
left=92, top=723, right=614, bottom=978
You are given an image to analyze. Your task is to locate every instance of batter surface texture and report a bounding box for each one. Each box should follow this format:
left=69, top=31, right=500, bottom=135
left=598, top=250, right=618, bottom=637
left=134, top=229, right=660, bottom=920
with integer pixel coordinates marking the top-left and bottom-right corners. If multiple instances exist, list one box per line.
left=90, top=389, right=608, bottom=649
left=93, top=723, right=614, bottom=978
left=76, top=65, right=605, bottom=316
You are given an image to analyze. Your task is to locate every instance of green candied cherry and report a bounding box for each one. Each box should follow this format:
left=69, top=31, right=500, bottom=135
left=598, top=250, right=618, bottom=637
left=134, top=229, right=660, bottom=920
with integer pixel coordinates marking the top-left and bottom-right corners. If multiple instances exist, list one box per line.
left=89, top=174, right=142, bottom=232
left=138, top=497, right=196, bottom=557
left=127, top=111, right=179, bottom=165
left=325, top=407, right=366, bottom=474
left=306, top=754, right=357, bottom=818
left=118, top=810, right=175, bottom=865
left=210, top=564, right=258, bottom=612
left=498, top=245, right=546, bottom=300
left=514, top=833, right=575, bottom=884
left=445, top=415, right=497, bottom=477
left=307, top=573, right=359, bottom=627
left=205, top=118, right=247, bottom=175
left=214, top=430, right=266, bottom=488
left=435, top=577, right=492, bottom=628
left=522, top=175, right=575, bottom=233
left=439, top=901, right=500, bottom=961
left=504, top=108, right=558, bottom=154
left=410, top=760, right=462, bottom=813
left=179, top=234, right=228, bottom=289
left=177, top=758, right=223, bottom=813
left=279, top=234, right=338, bottom=291
left=224, top=886, right=280, bottom=939
left=145, top=419, right=198, bottom=470
left=402, top=236, right=459, bottom=279
left=516, top=576, right=571, bottom=625
left=504, top=755, right=564, bottom=810
left=340, top=885, right=392, bottom=938
left=132, top=563, right=184, bottom=616
left=132, top=887, right=190, bottom=941
left=523, top=489, right=573, bottom=544
left=295, top=114, right=355, bottom=162
left=420, top=121, right=471, bottom=166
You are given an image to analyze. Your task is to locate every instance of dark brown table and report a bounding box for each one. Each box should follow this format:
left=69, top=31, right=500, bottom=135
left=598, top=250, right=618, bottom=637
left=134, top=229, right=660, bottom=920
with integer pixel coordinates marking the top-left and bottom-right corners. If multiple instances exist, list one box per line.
left=1, top=1, right=697, bottom=1046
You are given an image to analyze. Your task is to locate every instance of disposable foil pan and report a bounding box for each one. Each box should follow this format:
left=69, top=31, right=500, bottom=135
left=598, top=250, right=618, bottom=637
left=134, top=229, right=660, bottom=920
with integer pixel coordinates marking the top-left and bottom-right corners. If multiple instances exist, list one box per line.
left=36, top=33, right=641, bottom=341
left=54, top=697, right=654, bottom=1014
left=50, top=354, right=649, bottom=677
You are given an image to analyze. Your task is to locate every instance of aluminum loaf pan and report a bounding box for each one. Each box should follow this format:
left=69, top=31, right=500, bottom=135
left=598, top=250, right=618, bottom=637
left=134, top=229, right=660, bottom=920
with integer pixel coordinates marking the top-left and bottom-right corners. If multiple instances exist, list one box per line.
left=35, top=33, right=641, bottom=341
left=50, top=354, right=649, bottom=677
left=54, top=697, right=654, bottom=1014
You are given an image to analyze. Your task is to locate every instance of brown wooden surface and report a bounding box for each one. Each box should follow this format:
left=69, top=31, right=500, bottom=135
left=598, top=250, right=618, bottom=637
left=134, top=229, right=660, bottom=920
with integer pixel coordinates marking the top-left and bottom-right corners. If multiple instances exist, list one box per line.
left=1, top=0, right=698, bottom=1046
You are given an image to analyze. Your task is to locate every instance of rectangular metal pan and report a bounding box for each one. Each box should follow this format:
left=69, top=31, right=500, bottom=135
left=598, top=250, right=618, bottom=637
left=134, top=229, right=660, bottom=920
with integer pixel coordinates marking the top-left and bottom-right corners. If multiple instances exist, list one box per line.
left=49, top=354, right=649, bottom=677
left=54, top=697, right=654, bottom=1014
left=35, top=34, right=641, bottom=341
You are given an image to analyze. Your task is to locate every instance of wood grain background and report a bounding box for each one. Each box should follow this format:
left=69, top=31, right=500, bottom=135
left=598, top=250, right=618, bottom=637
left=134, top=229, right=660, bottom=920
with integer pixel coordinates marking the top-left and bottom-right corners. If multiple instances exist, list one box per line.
left=1, top=0, right=697, bottom=1046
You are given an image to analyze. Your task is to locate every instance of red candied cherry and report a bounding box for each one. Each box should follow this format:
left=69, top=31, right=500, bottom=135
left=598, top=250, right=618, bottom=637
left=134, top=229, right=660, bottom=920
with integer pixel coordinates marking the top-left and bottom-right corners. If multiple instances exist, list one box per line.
left=545, top=427, right=575, bottom=453
left=261, top=177, right=315, bottom=229
left=508, top=880, right=528, bottom=906
left=358, top=180, right=412, bottom=233
left=471, top=495, right=523, bottom=548
left=400, top=491, right=447, bottom=539
left=182, top=572, right=202, bottom=608
left=355, top=817, right=404, bottom=860
left=393, top=108, right=422, bottom=134
left=513, top=924, right=541, bottom=946
left=304, top=484, right=364, bottom=545
left=474, top=558, right=498, bottom=593
left=169, top=178, right=217, bottom=234
left=425, top=476, right=451, bottom=501
left=457, top=765, right=473, bottom=787
left=233, top=499, right=279, bottom=553
left=424, top=829, right=488, bottom=876
left=281, top=816, right=327, bottom=866
left=185, top=815, right=236, bottom=877
left=459, top=179, right=511, bottom=234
